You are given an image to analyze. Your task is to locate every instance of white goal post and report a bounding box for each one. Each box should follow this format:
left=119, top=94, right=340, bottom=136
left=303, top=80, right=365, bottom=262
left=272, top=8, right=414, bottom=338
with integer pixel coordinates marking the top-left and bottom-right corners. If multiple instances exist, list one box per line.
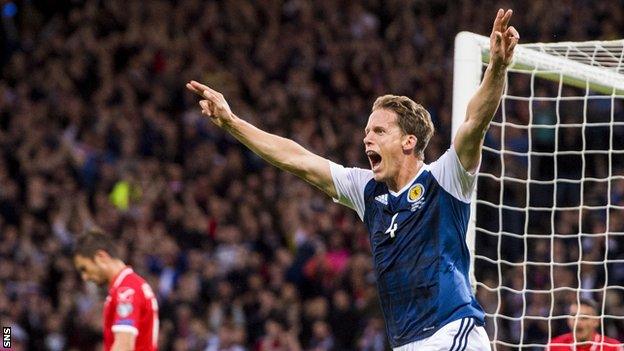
left=453, top=32, right=624, bottom=348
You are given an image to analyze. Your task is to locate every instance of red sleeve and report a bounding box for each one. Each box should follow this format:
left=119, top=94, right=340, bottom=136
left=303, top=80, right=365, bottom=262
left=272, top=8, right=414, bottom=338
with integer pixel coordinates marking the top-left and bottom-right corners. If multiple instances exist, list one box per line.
left=110, top=284, right=144, bottom=336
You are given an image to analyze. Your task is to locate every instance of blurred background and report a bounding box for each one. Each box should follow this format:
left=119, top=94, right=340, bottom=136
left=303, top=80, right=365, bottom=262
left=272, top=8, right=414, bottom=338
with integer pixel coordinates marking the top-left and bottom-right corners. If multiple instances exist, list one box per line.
left=0, top=0, right=623, bottom=350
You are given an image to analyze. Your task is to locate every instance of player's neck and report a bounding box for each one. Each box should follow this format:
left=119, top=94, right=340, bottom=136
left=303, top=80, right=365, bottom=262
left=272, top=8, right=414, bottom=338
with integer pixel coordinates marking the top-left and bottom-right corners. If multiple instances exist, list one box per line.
left=387, top=157, right=424, bottom=192
left=106, top=260, right=129, bottom=285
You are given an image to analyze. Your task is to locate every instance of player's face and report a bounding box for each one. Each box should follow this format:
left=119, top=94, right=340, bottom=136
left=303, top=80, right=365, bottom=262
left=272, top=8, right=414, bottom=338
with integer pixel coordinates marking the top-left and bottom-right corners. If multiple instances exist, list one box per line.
left=363, top=109, right=408, bottom=182
left=567, top=303, right=599, bottom=341
left=74, top=255, right=108, bottom=285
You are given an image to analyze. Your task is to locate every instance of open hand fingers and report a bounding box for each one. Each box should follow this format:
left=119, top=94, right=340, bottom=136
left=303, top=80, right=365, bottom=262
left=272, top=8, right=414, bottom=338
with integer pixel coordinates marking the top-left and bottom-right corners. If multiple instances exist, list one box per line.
left=500, top=9, right=513, bottom=30
left=186, top=80, right=223, bottom=101
left=505, top=26, right=519, bottom=55
left=193, top=80, right=223, bottom=99
left=189, top=80, right=211, bottom=95
left=187, top=80, right=232, bottom=124
left=187, top=82, right=223, bottom=107
left=506, top=26, right=520, bottom=41
left=491, top=9, right=504, bottom=34
left=185, top=81, right=204, bottom=96
left=199, top=99, right=209, bottom=113
left=492, top=9, right=513, bottom=34
left=186, top=84, right=208, bottom=100
left=489, top=9, right=519, bottom=68
left=199, top=99, right=214, bottom=116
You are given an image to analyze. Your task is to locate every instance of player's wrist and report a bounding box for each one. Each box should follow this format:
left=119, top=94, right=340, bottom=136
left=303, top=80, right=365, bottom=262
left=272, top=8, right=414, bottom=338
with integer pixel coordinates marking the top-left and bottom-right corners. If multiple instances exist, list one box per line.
left=222, top=113, right=241, bottom=132
left=486, top=62, right=508, bottom=76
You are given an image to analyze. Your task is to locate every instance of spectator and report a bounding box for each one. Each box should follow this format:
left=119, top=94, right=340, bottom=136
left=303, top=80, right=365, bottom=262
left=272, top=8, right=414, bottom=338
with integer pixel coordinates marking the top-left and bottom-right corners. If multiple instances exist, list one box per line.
left=548, top=298, right=623, bottom=351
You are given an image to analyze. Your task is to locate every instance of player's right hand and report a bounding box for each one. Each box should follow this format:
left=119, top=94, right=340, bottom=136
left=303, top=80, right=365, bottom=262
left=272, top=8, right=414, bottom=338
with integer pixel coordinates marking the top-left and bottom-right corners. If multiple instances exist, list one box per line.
left=489, top=9, right=519, bottom=71
left=186, top=80, right=235, bottom=128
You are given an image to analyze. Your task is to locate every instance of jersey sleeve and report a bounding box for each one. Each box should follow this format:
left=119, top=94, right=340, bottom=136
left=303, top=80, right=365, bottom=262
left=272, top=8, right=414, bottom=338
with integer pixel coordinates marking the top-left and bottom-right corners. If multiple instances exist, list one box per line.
left=547, top=334, right=572, bottom=351
left=329, top=161, right=374, bottom=221
left=428, top=146, right=478, bottom=203
left=111, top=284, right=142, bottom=336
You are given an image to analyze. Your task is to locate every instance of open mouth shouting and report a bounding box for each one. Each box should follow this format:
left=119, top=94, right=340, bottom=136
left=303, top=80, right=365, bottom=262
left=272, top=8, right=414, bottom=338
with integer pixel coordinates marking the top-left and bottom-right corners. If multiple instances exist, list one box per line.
left=366, top=150, right=382, bottom=172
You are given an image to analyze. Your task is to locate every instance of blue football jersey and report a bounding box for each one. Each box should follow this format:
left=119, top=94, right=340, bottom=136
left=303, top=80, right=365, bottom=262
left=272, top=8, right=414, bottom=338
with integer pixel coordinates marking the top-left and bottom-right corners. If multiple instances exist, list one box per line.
left=330, top=147, right=485, bottom=347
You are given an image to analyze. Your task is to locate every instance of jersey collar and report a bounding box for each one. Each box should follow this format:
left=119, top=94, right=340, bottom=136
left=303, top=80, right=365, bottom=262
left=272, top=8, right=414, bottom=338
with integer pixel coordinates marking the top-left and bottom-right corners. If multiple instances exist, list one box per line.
left=109, top=267, right=133, bottom=290
left=388, top=163, right=428, bottom=197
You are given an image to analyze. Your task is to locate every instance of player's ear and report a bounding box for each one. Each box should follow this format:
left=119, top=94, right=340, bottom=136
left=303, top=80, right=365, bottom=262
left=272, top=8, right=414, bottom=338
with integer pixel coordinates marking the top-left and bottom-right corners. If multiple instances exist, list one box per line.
left=93, top=249, right=110, bottom=266
left=402, top=134, right=417, bottom=152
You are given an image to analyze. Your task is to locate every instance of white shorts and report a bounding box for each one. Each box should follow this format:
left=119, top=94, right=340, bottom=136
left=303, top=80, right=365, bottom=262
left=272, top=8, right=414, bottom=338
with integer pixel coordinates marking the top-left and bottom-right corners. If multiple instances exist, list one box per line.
left=394, top=317, right=491, bottom=351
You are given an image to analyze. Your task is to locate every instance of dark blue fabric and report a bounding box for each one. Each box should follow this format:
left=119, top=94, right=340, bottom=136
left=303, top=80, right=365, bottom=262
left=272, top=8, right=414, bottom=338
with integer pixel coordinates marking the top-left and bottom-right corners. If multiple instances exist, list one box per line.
left=362, top=169, right=485, bottom=347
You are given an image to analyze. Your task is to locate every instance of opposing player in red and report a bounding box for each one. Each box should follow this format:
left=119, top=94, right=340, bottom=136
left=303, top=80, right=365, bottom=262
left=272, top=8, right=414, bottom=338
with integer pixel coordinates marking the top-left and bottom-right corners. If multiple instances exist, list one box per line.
left=549, top=298, right=622, bottom=351
left=74, top=228, right=159, bottom=351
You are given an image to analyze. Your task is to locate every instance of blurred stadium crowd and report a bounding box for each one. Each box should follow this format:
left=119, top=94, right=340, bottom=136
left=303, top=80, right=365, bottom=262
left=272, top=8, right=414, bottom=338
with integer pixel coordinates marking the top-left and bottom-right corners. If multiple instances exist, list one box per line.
left=1, top=0, right=623, bottom=350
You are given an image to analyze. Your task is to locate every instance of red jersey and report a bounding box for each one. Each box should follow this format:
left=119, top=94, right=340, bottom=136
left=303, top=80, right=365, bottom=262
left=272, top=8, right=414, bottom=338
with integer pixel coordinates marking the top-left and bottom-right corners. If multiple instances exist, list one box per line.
left=104, top=267, right=159, bottom=351
left=549, top=332, right=623, bottom=351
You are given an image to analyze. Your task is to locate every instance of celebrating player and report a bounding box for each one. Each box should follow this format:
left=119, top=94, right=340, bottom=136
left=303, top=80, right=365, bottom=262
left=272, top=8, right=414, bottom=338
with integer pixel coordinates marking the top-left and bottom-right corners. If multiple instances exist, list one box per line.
left=548, top=298, right=623, bottom=351
left=73, top=228, right=159, bottom=351
left=187, top=8, right=518, bottom=350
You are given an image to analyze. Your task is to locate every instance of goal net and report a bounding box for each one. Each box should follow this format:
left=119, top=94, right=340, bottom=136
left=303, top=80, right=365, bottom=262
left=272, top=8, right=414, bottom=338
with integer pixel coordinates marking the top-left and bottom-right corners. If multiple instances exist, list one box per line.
left=453, top=32, right=624, bottom=349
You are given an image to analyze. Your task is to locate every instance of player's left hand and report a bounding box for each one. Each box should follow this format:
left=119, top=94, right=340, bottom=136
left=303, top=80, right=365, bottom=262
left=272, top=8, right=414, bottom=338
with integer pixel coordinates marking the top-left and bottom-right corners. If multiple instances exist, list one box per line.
left=489, top=9, right=519, bottom=70
left=186, top=80, right=235, bottom=128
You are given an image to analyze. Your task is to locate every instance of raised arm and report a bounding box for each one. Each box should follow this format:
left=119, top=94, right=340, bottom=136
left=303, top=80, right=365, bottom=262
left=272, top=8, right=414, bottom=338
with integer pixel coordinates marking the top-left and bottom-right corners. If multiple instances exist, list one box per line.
left=454, top=9, right=519, bottom=173
left=186, top=81, right=337, bottom=198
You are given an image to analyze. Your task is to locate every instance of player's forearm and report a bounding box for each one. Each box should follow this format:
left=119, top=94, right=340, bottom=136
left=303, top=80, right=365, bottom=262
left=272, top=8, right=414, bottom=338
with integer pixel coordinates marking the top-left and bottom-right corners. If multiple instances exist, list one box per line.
left=110, top=342, right=134, bottom=351
left=465, top=64, right=507, bottom=137
left=224, top=116, right=319, bottom=177
left=110, top=331, right=136, bottom=351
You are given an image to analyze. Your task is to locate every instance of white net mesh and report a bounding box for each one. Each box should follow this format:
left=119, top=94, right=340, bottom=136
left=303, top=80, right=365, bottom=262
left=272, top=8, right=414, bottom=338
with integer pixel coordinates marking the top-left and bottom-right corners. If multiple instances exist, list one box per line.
left=522, top=41, right=624, bottom=73
left=473, top=40, right=624, bottom=349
